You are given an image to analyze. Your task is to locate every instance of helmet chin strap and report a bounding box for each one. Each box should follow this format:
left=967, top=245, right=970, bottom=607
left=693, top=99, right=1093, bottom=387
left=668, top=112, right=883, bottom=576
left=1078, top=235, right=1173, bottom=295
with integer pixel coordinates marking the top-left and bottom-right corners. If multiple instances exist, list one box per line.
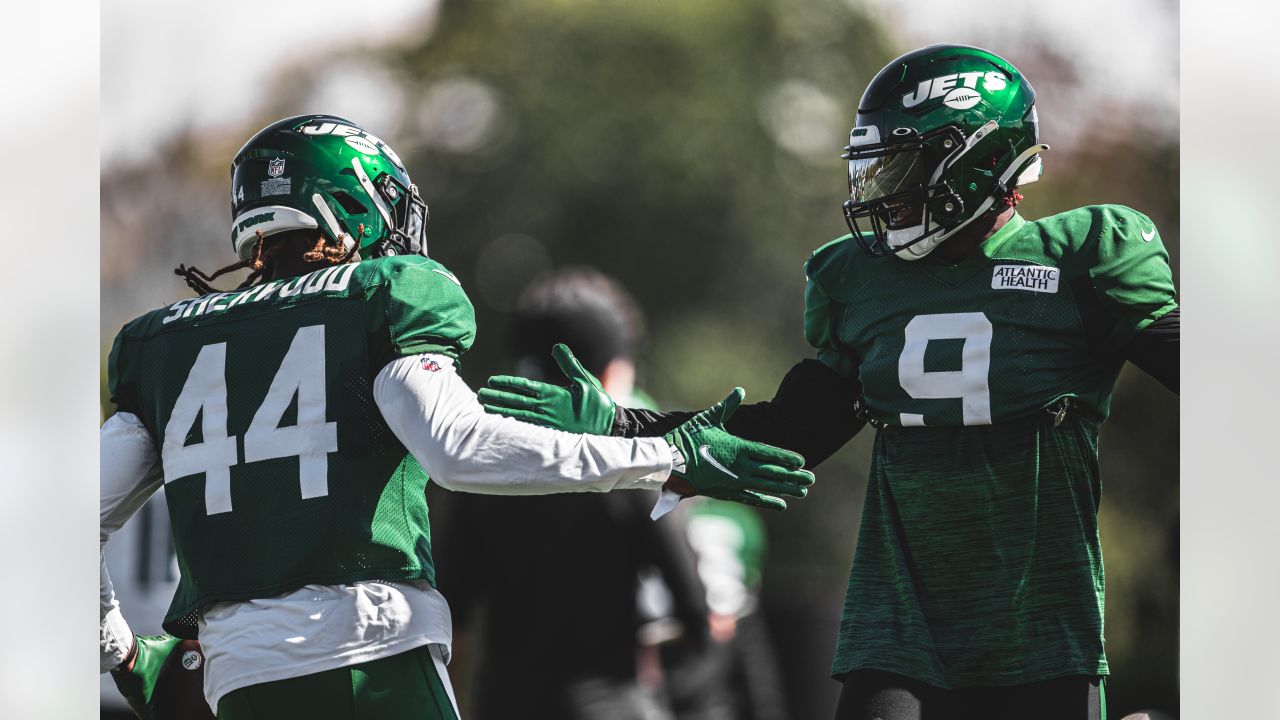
left=890, top=142, right=1049, bottom=261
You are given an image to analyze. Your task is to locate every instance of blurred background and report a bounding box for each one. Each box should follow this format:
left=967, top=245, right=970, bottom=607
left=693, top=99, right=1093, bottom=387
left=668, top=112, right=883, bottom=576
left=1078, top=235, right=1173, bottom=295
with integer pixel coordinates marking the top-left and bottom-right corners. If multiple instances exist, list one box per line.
left=100, top=0, right=1179, bottom=717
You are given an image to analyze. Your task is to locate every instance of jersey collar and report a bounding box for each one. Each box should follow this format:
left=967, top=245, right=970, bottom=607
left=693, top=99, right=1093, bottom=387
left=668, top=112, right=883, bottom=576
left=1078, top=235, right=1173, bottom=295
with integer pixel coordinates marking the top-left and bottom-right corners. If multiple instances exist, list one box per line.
left=980, top=212, right=1027, bottom=256
left=917, top=212, right=1027, bottom=286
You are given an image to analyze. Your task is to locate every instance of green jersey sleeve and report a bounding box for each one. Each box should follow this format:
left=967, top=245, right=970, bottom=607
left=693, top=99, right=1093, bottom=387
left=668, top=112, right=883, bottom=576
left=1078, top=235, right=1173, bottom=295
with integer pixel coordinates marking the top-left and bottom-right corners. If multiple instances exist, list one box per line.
left=363, top=257, right=477, bottom=368
left=803, top=236, right=860, bottom=378
left=1086, top=205, right=1178, bottom=347
left=106, top=325, right=142, bottom=416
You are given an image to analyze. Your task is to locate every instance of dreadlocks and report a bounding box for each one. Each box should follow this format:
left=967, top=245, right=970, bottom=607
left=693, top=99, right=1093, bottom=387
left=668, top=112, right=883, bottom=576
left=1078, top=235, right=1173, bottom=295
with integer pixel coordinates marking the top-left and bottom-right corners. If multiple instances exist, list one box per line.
left=302, top=232, right=361, bottom=265
left=174, top=227, right=361, bottom=297
left=998, top=188, right=1025, bottom=210
left=983, top=148, right=1026, bottom=212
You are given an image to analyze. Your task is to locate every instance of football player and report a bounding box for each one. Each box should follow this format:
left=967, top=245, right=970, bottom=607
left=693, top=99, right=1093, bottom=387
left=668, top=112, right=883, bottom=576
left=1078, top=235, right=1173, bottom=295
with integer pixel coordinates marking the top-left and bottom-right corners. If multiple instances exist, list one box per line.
left=99, top=115, right=815, bottom=719
left=478, top=45, right=1179, bottom=720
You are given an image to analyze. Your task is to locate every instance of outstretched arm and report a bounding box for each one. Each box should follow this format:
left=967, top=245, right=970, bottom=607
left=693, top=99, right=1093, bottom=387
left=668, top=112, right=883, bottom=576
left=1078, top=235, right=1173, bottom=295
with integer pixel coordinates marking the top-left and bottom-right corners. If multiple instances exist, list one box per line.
left=613, top=359, right=867, bottom=469
left=481, top=345, right=866, bottom=470
left=374, top=354, right=674, bottom=494
left=375, top=354, right=812, bottom=509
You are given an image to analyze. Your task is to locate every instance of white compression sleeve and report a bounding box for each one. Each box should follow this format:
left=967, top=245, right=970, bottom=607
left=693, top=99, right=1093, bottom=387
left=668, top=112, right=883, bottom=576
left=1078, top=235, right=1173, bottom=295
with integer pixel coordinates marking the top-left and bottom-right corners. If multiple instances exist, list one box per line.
left=100, top=411, right=163, bottom=672
left=373, top=354, right=672, bottom=494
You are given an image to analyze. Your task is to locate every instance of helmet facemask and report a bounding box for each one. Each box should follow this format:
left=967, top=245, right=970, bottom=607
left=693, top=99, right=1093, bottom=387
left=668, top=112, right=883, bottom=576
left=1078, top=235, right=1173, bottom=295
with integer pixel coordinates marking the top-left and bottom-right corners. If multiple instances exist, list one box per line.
left=344, top=156, right=430, bottom=258
left=386, top=181, right=429, bottom=257
left=843, top=121, right=1005, bottom=260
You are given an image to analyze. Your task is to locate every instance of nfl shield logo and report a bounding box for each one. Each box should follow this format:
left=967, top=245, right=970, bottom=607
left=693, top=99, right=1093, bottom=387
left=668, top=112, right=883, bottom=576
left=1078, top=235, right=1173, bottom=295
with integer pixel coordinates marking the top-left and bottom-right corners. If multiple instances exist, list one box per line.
left=268, top=157, right=286, bottom=178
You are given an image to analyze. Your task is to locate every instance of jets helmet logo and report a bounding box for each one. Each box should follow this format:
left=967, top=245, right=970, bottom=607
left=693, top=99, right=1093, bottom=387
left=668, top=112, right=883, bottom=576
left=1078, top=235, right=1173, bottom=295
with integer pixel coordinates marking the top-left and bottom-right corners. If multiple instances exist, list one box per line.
left=902, top=71, right=1009, bottom=109
left=298, top=121, right=405, bottom=169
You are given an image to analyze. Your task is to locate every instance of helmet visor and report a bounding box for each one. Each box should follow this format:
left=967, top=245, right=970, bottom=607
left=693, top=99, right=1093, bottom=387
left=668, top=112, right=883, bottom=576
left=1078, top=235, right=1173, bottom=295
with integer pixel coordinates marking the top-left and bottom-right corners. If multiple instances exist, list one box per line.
left=848, top=149, right=933, bottom=229
left=848, top=148, right=932, bottom=205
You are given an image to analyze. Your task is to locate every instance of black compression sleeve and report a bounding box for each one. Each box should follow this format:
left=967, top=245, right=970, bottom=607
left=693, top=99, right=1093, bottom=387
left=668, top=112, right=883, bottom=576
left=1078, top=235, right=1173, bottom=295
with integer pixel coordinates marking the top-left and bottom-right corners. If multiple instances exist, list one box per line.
left=612, top=359, right=866, bottom=469
left=611, top=407, right=695, bottom=439
left=1123, top=308, right=1179, bottom=394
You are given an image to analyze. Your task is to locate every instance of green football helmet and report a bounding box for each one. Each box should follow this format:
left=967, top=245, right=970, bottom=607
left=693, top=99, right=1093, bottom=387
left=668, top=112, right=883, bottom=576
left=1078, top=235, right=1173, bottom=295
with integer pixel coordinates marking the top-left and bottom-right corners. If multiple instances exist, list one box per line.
left=842, top=45, right=1048, bottom=260
left=229, top=114, right=428, bottom=262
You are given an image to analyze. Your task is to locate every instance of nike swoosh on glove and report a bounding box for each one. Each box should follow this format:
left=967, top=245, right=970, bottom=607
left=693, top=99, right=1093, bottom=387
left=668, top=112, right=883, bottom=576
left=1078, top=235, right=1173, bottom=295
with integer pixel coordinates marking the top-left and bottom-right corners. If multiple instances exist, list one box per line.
left=662, top=388, right=814, bottom=510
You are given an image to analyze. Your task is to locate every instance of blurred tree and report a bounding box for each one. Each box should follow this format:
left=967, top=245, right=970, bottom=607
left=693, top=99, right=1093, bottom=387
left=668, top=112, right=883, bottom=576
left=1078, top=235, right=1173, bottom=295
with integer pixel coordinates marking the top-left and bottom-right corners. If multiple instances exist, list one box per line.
left=101, top=1, right=1179, bottom=716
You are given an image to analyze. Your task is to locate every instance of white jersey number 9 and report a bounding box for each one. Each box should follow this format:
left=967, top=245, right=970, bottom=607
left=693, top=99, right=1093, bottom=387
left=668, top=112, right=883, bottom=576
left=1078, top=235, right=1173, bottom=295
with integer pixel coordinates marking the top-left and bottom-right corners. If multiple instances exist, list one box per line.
left=897, top=312, right=993, bottom=427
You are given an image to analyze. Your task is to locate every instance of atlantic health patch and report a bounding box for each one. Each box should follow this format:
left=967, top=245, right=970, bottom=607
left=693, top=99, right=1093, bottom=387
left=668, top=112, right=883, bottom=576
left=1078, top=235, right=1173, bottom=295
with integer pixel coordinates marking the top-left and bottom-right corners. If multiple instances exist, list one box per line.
left=991, top=264, right=1059, bottom=294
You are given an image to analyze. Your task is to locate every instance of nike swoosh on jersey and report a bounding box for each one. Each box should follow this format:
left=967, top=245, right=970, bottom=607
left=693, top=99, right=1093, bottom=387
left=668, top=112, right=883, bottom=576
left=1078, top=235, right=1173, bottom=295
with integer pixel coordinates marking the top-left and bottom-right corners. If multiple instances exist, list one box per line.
left=699, top=445, right=738, bottom=479
left=432, top=268, right=462, bottom=285
left=1141, top=227, right=1156, bottom=243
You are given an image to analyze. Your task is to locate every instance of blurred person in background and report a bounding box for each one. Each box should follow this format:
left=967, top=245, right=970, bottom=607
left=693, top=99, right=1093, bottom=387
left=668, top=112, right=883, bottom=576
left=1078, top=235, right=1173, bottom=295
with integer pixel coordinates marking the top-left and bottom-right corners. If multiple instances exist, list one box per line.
left=479, top=45, right=1179, bottom=720
left=437, top=268, right=715, bottom=720
left=99, top=115, right=815, bottom=719
left=658, top=498, right=790, bottom=720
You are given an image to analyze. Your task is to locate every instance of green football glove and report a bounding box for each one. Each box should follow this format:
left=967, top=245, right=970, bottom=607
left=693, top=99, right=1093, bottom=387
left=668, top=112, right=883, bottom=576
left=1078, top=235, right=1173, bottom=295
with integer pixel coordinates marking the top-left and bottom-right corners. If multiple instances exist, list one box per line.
left=110, top=634, right=182, bottom=719
left=662, top=388, right=814, bottom=511
left=479, top=344, right=616, bottom=435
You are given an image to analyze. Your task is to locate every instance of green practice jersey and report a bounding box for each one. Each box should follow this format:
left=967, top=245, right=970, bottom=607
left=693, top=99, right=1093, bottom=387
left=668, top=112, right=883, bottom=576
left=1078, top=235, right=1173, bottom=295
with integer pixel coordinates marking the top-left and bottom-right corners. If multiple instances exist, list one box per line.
left=108, top=256, right=476, bottom=638
left=686, top=499, right=767, bottom=596
left=804, top=205, right=1177, bottom=687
